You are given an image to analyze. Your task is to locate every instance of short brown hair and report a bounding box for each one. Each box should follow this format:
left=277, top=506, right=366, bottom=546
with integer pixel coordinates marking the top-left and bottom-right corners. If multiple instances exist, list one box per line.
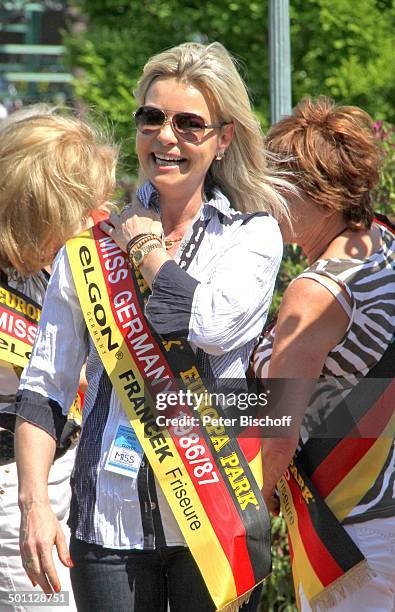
left=0, top=106, right=118, bottom=274
left=265, top=96, right=382, bottom=229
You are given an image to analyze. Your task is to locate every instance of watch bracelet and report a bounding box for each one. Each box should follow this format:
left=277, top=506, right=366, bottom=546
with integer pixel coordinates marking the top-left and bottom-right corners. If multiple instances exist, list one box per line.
left=128, top=237, right=163, bottom=266
left=126, top=233, right=150, bottom=255
left=126, top=233, right=162, bottom=257
left=127, top=234, right=162, bottom=260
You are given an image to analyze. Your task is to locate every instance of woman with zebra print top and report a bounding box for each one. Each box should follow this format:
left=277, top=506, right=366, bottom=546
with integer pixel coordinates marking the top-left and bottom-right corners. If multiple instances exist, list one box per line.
left=254, top=97, right=395, bottom=612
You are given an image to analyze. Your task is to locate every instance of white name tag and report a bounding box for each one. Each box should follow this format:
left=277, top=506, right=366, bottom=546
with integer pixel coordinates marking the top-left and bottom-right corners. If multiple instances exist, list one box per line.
left=105, top=422, right=144, bottom=479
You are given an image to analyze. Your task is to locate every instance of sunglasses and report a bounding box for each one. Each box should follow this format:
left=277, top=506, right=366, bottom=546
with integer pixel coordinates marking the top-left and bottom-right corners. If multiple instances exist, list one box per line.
left=134, top=106, right=228, bottom=143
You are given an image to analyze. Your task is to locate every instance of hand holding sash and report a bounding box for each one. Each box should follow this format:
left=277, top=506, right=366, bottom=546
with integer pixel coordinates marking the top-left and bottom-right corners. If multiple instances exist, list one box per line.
left=101, top=197, right=163, bottom=253
left=101, top=199, right=171, bottom=287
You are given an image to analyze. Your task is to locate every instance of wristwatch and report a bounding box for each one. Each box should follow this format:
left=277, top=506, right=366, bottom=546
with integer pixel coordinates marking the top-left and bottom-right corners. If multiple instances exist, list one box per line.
left=129, top=239, right=163, bottom=268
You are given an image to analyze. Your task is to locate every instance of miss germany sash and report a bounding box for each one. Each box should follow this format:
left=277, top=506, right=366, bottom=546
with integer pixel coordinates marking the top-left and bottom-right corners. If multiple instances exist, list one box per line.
left=0, top=280, right=40, bottom=369
left=277, top=214, right=395, bottom=611
left=0, top=276, right=83, bottom=432
left=67, top=225, right=272, bottom=612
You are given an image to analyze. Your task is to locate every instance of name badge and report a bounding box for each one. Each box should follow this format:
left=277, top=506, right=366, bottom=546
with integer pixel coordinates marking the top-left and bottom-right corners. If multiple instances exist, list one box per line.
left=105, top=422, right=144, bottom=478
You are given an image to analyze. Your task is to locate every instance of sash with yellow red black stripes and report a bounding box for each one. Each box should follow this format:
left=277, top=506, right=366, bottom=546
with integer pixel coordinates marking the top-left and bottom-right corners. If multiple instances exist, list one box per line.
left=277, top=213, right=395, bottom=611
left=66, top=225, right=272, bottom=612
left=0, top=277, right=83, bottom=437
left=0, top=209, right=108, bottom=420
left=0, top=280, right=40, bottom=369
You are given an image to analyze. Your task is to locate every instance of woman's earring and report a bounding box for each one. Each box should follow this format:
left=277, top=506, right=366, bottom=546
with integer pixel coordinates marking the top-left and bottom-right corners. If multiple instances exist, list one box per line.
left=215, top=150, right=225, bottom=161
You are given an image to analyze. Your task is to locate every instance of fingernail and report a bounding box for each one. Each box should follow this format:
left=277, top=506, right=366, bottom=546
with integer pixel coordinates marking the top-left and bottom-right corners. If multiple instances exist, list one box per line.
left=30, top=580, right=37, bottom=587
left=54, top=585, right=61, bottom=593
left=67, top=558, right=74, bottom=568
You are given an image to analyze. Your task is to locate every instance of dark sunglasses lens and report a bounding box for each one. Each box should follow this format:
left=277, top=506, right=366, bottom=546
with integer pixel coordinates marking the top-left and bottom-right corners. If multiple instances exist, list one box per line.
left=134, top=108, right=207, bottom=141
left=175, top=113, right=206, bottom=132
left=135, top=107, right=165, bottom=131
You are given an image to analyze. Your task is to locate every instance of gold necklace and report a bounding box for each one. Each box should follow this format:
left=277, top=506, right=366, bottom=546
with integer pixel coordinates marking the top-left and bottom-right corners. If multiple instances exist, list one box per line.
left=164, top=237, right=183, bottom=250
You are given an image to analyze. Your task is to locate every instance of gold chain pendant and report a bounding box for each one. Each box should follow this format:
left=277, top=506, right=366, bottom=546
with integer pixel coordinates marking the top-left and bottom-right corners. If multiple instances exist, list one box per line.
left=164, top=237, right=183, bottom=250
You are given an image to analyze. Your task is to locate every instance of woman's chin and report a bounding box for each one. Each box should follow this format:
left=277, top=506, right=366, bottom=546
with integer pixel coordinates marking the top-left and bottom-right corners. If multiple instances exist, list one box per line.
left=149, top=172, right=187, bottom=195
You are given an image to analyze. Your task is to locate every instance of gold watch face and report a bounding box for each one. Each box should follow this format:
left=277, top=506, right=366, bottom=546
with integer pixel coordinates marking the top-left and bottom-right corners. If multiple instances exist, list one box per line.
left=132, top=249, right=144, bottom=266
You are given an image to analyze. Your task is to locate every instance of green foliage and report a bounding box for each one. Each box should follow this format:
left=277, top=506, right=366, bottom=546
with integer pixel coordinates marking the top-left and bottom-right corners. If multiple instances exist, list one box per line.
left=373, top=121, right=395, bottom=217
left=260, top=516, right=296, bottom=611
left=270, top=246, right=306, bottom=318
left=291, top=0, right=395, bottom=122
left=64, top=0, right=395, bottom=175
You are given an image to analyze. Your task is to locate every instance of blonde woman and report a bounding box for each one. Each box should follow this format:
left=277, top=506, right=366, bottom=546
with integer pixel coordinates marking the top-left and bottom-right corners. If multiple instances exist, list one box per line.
left=15, top=43, right=288, bottom=612
left=0, top=106, right=118, bottom=611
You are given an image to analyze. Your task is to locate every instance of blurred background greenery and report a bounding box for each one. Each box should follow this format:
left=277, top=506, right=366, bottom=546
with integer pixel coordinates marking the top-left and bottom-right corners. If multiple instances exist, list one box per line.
left=62, top=0, right=395, bottom=180
left=1, top=2, right=394, bottom=609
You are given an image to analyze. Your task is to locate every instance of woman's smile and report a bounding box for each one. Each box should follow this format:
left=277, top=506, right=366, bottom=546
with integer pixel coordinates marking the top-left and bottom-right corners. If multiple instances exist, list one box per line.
left=151, top=152, right=188, bottom=170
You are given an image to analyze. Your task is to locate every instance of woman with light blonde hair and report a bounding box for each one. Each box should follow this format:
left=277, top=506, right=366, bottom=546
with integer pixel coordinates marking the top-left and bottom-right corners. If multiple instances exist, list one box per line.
left=0, top=105, right=118, bottom=611
left=134, top=41, right=290, bottom=220
left=0, top=106, right=117, bottom=274
left=14, top=42, right=288, bottom=612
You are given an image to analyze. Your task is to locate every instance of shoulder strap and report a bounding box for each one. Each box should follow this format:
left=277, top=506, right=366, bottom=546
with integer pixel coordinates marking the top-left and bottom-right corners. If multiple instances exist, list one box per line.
left=374, top=212, right=395, bottom=234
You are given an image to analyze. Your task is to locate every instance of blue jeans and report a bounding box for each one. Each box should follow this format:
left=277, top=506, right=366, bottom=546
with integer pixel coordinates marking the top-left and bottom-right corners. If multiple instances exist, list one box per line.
left=70, top=537, right=262, bottom=612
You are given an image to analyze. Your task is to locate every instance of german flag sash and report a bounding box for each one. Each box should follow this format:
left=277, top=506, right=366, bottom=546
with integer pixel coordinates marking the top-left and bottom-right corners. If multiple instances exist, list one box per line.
left=66, top=225, right=272, bottom=612
left=0, top=280, right=41, bottom=368
left=277, top=214, right=395, bottom=611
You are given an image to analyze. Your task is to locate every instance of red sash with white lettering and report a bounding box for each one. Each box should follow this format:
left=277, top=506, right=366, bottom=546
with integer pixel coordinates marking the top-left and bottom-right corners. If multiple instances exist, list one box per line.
left=0, top=278, right=84, bottom=437
left=67, top=225, right=271, bottom=612
left=0, top=281, right=40, bottom=369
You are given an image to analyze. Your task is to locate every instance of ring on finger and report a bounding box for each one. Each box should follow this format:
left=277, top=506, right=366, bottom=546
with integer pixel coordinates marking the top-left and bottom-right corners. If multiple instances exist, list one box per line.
left=23, top=558, right=36, bottom=571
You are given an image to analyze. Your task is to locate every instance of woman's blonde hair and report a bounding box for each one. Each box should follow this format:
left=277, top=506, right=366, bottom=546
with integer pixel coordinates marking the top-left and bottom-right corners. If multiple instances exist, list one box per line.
left=0, top=105, right=118, bottom=274
left=135, top=42, right=290, bottom=220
